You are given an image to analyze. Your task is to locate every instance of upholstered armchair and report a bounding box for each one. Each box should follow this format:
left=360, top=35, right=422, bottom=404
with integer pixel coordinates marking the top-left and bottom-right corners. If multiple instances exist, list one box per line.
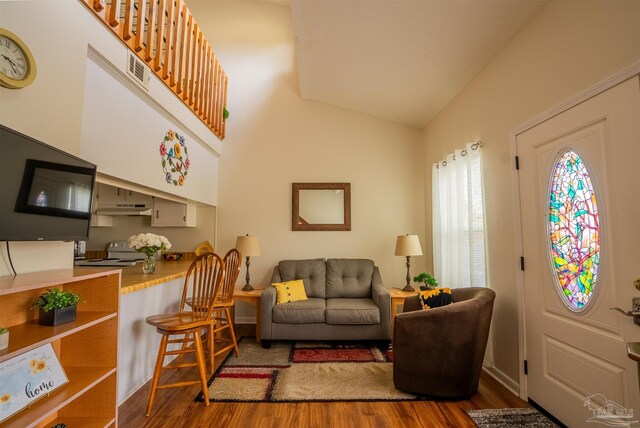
left=393, top=287, right=495, bottom=398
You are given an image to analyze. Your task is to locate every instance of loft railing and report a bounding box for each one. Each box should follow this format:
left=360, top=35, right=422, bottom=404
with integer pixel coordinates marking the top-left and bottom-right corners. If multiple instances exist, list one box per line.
left=80, top=0, right=228, bottom=140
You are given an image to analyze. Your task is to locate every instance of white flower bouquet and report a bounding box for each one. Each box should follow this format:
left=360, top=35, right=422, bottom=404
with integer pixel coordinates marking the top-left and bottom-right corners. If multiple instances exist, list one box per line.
left=127, top=233, right=172, bottom=258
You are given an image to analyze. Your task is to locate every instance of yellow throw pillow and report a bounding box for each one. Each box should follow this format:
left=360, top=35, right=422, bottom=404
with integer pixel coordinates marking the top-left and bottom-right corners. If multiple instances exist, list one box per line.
left=272, top=279, right=308, bottom=304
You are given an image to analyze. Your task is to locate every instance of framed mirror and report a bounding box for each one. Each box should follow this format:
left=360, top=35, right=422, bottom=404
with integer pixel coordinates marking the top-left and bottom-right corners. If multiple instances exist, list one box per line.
left=292, top=183, right=351, bottom=231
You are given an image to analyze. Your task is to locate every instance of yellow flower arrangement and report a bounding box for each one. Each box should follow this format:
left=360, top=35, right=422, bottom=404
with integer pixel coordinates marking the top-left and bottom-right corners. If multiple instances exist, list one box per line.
left=168, top=130, right=175, bottom=140
left=174, top=143, right=181, bottom=157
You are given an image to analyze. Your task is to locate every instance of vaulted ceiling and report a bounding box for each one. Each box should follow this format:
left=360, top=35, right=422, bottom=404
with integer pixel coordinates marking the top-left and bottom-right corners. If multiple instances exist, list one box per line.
left=291, top=0, right=548, bottom=127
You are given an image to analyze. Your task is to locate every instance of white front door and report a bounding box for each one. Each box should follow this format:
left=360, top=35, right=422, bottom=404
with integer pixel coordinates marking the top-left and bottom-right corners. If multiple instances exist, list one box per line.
left=517, top=76, right=640, bottom=426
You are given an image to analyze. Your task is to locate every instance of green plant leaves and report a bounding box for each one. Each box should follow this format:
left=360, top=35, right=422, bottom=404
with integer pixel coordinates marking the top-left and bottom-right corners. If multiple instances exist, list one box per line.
left=32, top=288, right=81, bottom=312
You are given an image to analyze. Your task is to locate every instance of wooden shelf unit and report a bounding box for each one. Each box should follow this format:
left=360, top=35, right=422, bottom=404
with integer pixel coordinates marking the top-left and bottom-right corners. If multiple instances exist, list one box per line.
left=0, top=268, right=120, bottom=428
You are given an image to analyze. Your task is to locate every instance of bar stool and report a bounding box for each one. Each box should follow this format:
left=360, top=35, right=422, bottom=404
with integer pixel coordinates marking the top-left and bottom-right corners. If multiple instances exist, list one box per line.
left=211, top=248, right=242, bottom=360
left=185, top=249, right=242, bottom=371
left=145, top=253, right=225, bottom=416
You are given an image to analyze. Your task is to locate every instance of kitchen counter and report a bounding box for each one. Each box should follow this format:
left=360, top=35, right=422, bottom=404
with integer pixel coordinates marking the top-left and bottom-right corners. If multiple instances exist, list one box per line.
left=120, top=259, right=193, bottom=294
left=75, top=258, right=193, bottom=294
left=114, top=255, right=208, bottom=402
left=118, top=260, right=191, bottom=403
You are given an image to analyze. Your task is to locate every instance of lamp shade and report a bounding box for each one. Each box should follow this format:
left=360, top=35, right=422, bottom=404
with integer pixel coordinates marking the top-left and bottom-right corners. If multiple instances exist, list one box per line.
left=394, top=235, right=423, bottom=256
left=236, top=235, right=261, bottom=257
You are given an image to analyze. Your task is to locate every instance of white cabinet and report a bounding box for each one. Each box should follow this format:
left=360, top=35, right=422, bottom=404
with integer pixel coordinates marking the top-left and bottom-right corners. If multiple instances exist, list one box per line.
left=90, top=184, right=113, bottom=227
left=151, top=198, right=197, bottom=227
left=90, top=214, right=113, bottom=227
left=96, top=183, right=153, bottom=206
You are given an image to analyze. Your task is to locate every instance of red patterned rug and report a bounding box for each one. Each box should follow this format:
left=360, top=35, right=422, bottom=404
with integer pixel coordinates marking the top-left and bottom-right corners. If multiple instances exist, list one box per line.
left=292, top=347, right=378, bottom=363
left=196, top=338, right=411, bottom=402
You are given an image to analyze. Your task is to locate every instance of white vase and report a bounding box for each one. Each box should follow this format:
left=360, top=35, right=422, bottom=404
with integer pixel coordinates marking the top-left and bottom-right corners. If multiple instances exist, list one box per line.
left=0, top=330, right=8, bottom=351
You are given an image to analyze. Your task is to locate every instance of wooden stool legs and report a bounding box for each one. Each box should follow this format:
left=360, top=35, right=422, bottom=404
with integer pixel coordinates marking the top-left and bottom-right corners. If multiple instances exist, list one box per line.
left=225, top=307, right=240, bottom=356
left=193, top=330, right=210, bottom=404
left=146, top=334, right=168, bottom=416
left=208, top=322, right=215, bottom=372
left=145, top=328, right=210, bottom=417
left=210, top=306, right=239, bottom=360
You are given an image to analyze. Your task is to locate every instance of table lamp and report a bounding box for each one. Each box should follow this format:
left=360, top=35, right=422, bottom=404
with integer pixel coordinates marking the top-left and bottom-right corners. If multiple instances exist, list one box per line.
left=394, top=234, right=423, bottom=292
left=236, top=234, right=261, bottom=291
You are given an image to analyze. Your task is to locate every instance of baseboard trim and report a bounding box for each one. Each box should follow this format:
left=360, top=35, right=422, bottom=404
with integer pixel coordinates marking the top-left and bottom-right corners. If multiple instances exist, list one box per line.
left=482, top=365, right=520, bottom=397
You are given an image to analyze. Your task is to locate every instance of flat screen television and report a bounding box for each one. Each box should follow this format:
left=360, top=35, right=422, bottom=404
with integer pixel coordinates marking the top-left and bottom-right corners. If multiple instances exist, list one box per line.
left=0, top=124, right=97, bottom=241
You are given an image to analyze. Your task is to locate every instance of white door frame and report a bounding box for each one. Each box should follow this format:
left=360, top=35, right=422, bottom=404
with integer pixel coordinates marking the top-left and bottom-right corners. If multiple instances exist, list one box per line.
left=510, top=60, right=640, bottom=401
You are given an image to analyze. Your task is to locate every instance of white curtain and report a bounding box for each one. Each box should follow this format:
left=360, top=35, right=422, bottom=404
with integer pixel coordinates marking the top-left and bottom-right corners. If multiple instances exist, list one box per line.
left=432, top=142, right=486, bottom=288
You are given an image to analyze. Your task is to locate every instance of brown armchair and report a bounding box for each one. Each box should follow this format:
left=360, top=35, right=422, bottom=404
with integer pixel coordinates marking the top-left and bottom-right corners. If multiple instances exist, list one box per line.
left=393, top=287, right=495, bottom=398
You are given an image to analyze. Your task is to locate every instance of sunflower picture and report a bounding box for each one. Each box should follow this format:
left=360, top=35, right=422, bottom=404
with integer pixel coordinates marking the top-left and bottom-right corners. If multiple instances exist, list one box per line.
left=0, top=343, right=69, bottom=423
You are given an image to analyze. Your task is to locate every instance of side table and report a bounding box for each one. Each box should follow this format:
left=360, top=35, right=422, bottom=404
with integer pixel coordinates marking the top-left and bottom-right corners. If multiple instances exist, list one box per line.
left=233, top=288, right=264, bottom=344
left=390, top=288, right=419, bottom=329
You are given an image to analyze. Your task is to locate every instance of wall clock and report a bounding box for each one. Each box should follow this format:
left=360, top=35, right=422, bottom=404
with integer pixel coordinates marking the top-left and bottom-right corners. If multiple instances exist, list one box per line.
left=0, top=28, right=36, bottom=89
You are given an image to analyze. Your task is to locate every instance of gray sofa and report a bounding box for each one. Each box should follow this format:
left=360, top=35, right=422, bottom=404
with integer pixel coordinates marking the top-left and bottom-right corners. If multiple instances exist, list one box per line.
left=260, top=258, right=391, bottom=346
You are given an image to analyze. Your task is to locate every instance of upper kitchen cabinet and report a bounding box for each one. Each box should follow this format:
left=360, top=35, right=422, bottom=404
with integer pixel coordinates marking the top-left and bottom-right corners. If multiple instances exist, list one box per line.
left=96, top=184, right=153, bottom=207
left=151, top=198, right=197, bottom=228
left=94, top=183, right=153, bottom=217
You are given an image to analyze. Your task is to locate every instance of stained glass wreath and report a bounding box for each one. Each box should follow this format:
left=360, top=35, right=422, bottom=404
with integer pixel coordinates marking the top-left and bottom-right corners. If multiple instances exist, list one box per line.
left=160, top=130, right=190, bottom=186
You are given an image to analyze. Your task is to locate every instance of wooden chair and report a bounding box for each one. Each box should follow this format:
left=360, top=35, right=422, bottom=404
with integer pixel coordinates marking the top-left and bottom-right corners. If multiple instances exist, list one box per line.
left=145, top=253, right=225, bottom=416
left=210, top=248, right=242, bottom=358
left=186, top=249, right=242, bottom=370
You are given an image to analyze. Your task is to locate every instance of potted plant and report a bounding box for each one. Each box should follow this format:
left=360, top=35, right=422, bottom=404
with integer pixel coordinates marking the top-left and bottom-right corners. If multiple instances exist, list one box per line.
left=413, top=272, right=439, bottom=290
left=32, top=288, right=82, bottom=326
left=0, top=326, right=8, bottom=351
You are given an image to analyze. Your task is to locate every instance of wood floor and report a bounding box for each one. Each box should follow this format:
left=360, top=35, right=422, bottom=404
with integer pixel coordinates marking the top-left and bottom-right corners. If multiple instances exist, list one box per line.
left=118, top=325, right=529, bottom=427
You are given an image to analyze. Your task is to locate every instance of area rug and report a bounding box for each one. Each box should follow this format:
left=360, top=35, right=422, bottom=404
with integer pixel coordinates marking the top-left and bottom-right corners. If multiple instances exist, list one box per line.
left=196, top=338, right=412, bottom=402
left=466, top=408, right=560, bottom=427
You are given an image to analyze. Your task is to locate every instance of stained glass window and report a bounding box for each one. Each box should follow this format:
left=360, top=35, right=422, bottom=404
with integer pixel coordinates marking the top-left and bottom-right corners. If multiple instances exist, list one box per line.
left=548, top=150, right=599, bottom=311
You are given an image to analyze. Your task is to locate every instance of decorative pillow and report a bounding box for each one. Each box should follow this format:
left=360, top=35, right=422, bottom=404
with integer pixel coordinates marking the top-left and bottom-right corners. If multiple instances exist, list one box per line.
left=272, top=279, right=308, bottom=304
left=418, top=288, right=453, bottom=310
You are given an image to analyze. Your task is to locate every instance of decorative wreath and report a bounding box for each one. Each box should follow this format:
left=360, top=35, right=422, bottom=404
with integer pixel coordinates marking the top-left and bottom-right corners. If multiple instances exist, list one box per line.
left=159, top=130, right=190, bottom=186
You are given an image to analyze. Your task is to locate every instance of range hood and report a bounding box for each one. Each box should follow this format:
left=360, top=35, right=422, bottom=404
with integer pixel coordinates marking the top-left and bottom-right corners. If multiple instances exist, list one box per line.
left=95, top=203, right=152, bottom=216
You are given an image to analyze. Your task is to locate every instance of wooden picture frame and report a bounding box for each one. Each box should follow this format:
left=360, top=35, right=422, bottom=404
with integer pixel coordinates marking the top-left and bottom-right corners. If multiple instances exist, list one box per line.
left=292, top=183, right=351, bottom=231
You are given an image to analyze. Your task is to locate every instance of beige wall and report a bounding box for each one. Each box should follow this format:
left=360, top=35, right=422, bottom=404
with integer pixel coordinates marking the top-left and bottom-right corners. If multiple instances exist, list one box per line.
left=187, top=1, right=426, bottom=307
left=422, top=0, right=640, bottom=384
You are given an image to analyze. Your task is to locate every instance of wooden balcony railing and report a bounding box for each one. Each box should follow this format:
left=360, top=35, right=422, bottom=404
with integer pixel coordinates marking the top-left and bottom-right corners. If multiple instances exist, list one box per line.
left=80, top=0, right=228, bottom=140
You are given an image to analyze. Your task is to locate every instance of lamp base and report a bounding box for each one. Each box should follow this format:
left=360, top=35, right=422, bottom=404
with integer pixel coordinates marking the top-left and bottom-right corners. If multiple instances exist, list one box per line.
left=241, top=283, right=254, bottom=292
left=401, top=284, right=415, bottom=292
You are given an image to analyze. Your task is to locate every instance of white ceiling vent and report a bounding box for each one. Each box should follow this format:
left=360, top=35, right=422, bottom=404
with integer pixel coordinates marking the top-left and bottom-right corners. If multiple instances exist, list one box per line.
left=126, top=52, right=150, bottom=90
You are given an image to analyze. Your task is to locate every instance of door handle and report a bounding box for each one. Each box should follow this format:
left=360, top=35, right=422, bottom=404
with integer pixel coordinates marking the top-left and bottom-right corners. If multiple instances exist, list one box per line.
left=611, top=297, right=640, bottom=326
